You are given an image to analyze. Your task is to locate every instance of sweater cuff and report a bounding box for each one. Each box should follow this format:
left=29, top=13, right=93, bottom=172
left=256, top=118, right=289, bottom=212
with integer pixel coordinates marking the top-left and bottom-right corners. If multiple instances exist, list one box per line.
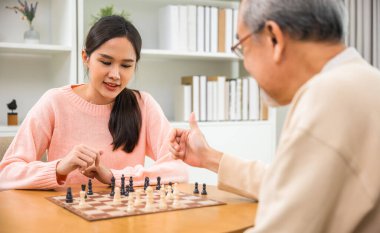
left=38, top=160, right=64, bottom=189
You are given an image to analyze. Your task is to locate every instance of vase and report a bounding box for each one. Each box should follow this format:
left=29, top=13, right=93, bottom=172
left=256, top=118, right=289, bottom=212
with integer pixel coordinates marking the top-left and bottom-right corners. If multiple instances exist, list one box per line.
left=24, top=25, right=40, bottom=44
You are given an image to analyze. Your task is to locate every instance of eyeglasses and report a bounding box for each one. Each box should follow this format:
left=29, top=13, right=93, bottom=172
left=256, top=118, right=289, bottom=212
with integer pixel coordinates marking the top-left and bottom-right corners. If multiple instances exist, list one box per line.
left=231, top=32, right=254, bottom=59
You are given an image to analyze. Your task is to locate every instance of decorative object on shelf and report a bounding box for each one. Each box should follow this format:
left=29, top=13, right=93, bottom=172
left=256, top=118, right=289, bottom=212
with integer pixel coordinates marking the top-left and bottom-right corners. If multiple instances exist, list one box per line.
left=91, top=5, right=130, bottom=26
left=6, top=0, right=39, bottom=44
left=7, top=99, right=18, bottom=126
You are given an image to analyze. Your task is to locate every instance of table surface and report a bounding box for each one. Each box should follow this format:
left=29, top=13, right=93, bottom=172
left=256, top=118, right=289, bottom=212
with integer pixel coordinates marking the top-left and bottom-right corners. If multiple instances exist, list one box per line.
left=0, top=183, right=257, bottom=233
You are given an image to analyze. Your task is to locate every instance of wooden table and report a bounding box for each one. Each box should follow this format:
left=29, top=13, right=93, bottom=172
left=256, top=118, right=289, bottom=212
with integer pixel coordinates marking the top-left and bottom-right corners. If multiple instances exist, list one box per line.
left=0, top=184, right=257, bottom=233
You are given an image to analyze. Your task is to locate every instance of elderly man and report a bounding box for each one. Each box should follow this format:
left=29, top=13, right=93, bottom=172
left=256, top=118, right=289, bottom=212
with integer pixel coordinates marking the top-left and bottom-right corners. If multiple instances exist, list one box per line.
left=169, top=0, right=380, bottom=232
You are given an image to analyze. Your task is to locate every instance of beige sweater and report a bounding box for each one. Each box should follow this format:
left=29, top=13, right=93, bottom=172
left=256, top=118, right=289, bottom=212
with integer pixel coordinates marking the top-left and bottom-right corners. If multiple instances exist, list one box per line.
left=218, top=48, right=380, bottom=232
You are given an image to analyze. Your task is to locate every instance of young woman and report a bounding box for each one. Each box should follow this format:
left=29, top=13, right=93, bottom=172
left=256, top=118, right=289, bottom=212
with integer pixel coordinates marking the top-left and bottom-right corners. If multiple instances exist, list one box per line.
left=0, top=15, right=188, bottom=190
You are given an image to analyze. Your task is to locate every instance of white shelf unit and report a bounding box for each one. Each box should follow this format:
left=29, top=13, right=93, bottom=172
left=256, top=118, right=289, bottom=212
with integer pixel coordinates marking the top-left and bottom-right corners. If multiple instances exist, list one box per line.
left=0, top=0, right=77, bottom=127
left=77, top=0, right=277, bottom=184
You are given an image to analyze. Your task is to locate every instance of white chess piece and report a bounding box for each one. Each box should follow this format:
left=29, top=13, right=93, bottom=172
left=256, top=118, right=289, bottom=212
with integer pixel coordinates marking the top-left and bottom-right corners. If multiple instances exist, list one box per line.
left=144, top=186, right=154, bottom=211
left=134, top=189, right=142, bottom=206
left=78, top=190, right=86, bottom=207
left=159, top=187, right=167, bottom=209
left=166, top=185, right=173, bottom=200
left=172, top=185, right=180, bottom=208
left=127, top=192, right=135, bottom=212
left=113, top=187, right=121, bottom=205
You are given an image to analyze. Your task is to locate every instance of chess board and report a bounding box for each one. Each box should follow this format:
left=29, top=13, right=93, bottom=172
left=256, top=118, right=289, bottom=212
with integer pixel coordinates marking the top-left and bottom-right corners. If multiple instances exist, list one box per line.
left=46, top=190, right=225, bottom=221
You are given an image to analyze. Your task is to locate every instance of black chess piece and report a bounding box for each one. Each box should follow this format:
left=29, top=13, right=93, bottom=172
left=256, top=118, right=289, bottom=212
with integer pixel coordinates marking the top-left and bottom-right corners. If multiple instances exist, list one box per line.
left=110, top=176, right=115, bottom=197
left=125, top=185, right=130, bottom=196
left=156, top=176, right=161, bottom=190
left=169, top=182, right=173, bottom=193
left=65, top=187, right=73, bottom=203
left=129, top=176, right=135, bottom=192
left=87, top=179, right=93, bottom=195
left=121, top=174, right=125, bottom=195
left=193, top=182, right=200, bottom=194
left=144, top=177, right=150, bottom=190
left=81, top=184, right=87, bottom=199
left=201, top=183, right=207, bottom=195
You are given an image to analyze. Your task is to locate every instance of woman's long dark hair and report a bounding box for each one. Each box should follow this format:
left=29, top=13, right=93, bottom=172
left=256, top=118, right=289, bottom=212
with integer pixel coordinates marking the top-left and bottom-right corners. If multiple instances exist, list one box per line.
left=85, top=15, right=142, bottom=153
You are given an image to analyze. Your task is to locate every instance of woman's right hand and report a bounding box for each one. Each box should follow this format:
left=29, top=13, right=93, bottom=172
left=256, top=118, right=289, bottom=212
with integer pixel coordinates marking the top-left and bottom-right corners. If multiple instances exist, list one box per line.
left=56, top=144, right=101, bottom=176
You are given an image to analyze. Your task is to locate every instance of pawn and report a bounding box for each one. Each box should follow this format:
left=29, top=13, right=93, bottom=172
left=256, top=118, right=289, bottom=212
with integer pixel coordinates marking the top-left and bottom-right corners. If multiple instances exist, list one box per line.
left=113, top=187, right=121, bottom=205
left=129, top=176, right=135, bottom=192
left=201, top=183, right=207, bottom=195
left=127, top=192, right=135, bottom=213
left=87, top=179, right=93, bottom=195
left=193, top=182, right=200, bottom=194
left=134, top=189, right=142, bottom=206
left=159, top=186, right=167, bottom=209
left=65, top=187, right=73, bottom=203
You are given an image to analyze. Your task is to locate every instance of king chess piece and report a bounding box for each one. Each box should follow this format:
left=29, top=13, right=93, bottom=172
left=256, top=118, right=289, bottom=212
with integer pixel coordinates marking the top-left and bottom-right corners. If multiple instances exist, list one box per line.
left=110, top=176, right=115, bottom=197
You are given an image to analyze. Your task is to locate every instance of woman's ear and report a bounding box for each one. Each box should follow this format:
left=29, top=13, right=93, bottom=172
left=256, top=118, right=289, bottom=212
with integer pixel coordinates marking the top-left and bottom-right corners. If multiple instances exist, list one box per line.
left=264, top=21, right=285, bottom=64
left=82, top=49, right=89, bottom=65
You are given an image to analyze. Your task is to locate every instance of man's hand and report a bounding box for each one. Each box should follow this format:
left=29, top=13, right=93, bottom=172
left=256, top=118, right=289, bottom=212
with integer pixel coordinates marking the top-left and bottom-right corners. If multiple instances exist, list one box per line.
left=169, top=112, right=223, bottom=172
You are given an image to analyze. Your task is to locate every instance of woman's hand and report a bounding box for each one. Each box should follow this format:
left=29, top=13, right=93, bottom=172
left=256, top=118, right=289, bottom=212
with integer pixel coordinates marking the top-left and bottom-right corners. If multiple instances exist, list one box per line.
left=56, top=144, right=100, bottom=176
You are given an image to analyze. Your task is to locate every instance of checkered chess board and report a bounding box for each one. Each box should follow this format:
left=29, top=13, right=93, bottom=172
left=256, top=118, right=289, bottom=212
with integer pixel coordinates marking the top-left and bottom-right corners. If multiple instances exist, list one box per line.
left=46, top=189, right=225, bottom=221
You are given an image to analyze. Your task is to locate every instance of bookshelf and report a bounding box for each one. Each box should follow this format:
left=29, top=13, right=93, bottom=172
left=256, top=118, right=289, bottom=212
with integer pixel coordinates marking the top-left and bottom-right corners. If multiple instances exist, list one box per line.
left=0, top=0, right=77, bottom=130
left=1, top=0, right=279, bottom=184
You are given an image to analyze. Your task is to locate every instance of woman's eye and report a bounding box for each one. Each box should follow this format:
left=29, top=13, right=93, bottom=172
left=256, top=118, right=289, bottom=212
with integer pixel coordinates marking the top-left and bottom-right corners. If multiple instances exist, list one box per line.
left=121, top=64, right=132, bottom=68
left=100, top=61, right=111, bottom=65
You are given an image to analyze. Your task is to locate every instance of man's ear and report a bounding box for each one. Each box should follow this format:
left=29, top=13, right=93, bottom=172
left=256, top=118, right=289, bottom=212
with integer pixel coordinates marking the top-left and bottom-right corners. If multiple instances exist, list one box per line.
left=264, top=21, right=285, bottom=63
left=81, top=49, right=89, bottom=65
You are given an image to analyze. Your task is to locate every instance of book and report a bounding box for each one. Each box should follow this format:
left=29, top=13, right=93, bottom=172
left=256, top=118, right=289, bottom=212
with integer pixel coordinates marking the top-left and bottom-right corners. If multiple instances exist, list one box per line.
left=187, top=5, right=197, bottom=52
left=218, top=8, right=226, bottom=53
left=175, top=85, right=192, bottom=121
left=181, top=76, right=200, bottom=120
left=158, top=5, right=179, bottom=50
left=196, top=5, right=205, bottom=52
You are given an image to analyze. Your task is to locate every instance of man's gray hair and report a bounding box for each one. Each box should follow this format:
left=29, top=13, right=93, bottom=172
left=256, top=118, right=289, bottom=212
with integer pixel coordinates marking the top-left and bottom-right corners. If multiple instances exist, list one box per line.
left=242, top=0, right=348, bottom=42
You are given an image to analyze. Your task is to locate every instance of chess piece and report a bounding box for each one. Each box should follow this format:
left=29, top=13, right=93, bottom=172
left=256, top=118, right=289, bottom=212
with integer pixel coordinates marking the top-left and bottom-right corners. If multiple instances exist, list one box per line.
left=159, top=186, right=167, bottom=209
left=172, top=188, right=180, bottom=208
left=7, top=99, right=18, bottom=126
left=78, top=190, right=86, bottom=207
left=129, top=176, right=135, bottom=192
left=134, top=189, right=142, bottom=206
left=193, top=182, right=200, bottom=194
left=166, top=185, right=174, bottom=200
left=113, top=187, right=121, bottom=205
left=201, top=183, right=207, bottom=195
left=144, top=187, right=154, bottom=211
left=110, top=176, right=115, bottom=197
left=65, top=187, right=73, bottom=203
left=144, top=177, right=150, bottom=190
left=127, top=192, right=135, bottom=212
left=125, top=185, right=130, bottom=196
left=81, top=184, right=87, bottom=199
left=87, top=179, right=93, bottom=195
left=121, top=174, right=125, bottom=195
left=156, top=176, right=161, bottom=190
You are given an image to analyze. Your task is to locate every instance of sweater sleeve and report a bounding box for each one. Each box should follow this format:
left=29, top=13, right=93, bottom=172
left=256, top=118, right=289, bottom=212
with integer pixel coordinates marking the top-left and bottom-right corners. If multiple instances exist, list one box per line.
left=111, top=93, right=188, bottom=185
left=250, top=129, right=358, bottom=233
left=0, top=91, right=62, bottom=190
left=217, top=154, right=267, bottom=199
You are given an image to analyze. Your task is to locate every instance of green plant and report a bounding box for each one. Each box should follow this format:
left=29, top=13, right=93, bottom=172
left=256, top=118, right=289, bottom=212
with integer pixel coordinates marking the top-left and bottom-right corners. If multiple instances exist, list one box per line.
left=91, top=5, right=130, bottom=26
left=6, top=0, right=38, bottom=27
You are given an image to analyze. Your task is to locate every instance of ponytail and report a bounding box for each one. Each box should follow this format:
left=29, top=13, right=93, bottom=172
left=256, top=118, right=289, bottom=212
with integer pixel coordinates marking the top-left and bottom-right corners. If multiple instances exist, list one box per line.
left=109, top=88, right=142, bottom=153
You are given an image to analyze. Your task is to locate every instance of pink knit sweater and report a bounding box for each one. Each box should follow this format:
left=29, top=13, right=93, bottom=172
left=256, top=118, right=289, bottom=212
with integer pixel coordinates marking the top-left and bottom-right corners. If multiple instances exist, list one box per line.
left=0, top=85, right=188, bottom=190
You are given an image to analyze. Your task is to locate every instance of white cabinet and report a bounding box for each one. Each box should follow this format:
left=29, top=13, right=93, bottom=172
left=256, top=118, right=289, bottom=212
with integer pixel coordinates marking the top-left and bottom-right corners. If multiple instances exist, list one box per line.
left=0, top=0, right=77, bottom=127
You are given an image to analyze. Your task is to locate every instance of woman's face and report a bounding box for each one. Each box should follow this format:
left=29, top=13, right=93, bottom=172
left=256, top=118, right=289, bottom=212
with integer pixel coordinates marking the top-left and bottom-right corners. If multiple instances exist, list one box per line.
left=83, top=36, right=137, bottom=104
